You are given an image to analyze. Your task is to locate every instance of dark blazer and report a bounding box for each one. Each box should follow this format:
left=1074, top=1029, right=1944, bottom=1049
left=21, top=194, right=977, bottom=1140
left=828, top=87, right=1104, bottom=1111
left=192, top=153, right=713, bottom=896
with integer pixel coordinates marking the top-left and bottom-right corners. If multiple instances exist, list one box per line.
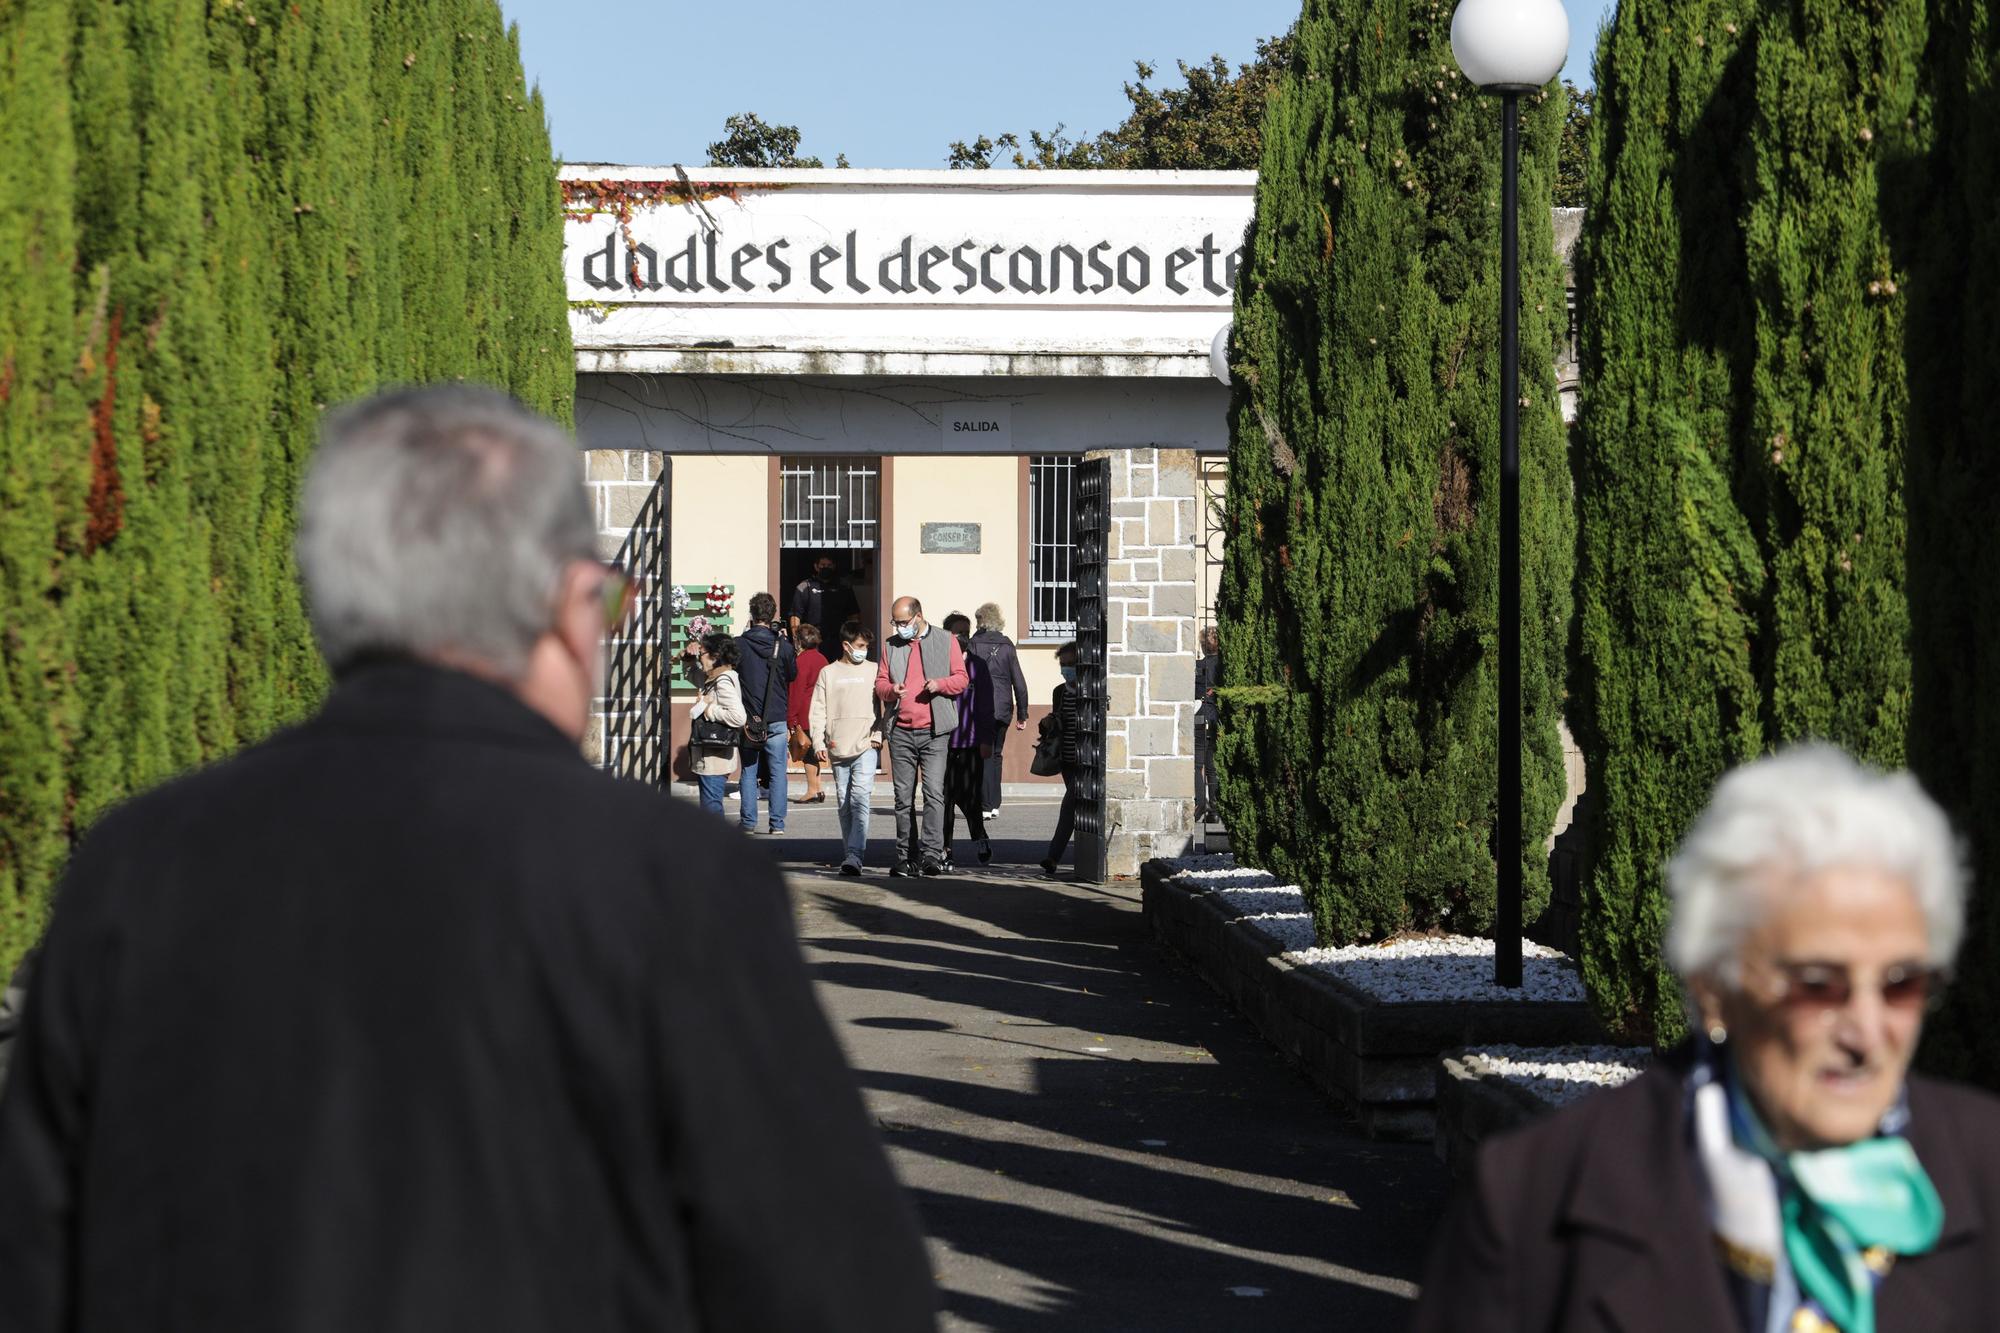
left=968, top=629, right=1031, bottom=722
left=735, top=623, right=798, bottom=725
left=1411, top=1046, right=2000, bottom=1332
left=0, top=661, right=936, bottom=1333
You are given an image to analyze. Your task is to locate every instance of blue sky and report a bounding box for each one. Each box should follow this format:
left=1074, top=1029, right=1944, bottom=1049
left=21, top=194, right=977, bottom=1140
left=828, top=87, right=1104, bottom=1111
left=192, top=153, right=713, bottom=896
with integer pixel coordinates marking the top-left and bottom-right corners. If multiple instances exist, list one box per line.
left=501, top=0, right=1616, bottom=169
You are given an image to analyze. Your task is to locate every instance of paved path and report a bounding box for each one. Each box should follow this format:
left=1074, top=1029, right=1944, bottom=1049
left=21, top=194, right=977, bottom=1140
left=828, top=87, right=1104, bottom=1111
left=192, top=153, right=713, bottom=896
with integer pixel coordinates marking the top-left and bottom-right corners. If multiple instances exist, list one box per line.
left=752, top=793, right=1450, bottom=1331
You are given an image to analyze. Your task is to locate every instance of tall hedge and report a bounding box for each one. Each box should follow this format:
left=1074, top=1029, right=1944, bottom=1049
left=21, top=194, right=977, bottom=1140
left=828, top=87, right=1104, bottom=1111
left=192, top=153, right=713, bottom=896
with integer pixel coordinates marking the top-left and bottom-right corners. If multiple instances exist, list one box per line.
left=0, top=0, right=574, bottom=980
left=1215, top=0, right=1571, bottom=944
left=1904, top=0, right=1999, bottom=1088
left=1574, top=0, right=1927, bottom=1044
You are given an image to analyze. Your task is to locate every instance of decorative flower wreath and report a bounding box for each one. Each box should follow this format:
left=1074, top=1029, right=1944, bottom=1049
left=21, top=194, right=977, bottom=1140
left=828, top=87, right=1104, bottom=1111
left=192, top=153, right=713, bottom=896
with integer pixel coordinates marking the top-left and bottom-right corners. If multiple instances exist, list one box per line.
left=703, top=583, right=733, bottom=617
left=669, top=584, right=691, bottom=616
left=687, top=614, right=713, bottom=642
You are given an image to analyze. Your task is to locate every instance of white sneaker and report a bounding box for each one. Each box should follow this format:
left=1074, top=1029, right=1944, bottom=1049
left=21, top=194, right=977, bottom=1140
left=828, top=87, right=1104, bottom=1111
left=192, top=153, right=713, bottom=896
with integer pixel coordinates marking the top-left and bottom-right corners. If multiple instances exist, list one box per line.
left=984, top=808, right=999, bottom=821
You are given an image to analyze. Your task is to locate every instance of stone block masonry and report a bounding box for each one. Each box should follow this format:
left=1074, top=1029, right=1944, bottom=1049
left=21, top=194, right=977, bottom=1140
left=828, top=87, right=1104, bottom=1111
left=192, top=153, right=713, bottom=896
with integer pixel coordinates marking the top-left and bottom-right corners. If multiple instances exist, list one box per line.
left=1095, top=446, right=1200, bottom=876
left=580, top=448, right=660, bottom=768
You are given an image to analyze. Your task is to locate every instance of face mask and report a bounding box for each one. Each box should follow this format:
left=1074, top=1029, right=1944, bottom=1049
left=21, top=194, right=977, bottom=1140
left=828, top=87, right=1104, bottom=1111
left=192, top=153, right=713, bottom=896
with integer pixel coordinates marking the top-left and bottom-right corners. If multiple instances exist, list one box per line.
left=893, top=621, right=915, bottom=641
left=847, top=647, right=868, bottom=664
left=1061, top=666, right=1078, bottom=685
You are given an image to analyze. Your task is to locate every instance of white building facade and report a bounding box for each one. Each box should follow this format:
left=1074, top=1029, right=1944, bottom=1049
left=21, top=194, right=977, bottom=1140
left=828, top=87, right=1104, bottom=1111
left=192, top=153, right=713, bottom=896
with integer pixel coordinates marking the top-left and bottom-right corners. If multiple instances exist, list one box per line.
left=571, top=167, right=1251, bottom=874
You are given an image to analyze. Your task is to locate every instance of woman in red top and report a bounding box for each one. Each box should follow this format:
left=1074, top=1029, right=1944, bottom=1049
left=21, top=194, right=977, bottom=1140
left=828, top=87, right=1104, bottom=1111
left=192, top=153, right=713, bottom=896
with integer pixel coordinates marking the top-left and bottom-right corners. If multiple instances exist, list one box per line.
left=787, top=624, right=830, bottom=802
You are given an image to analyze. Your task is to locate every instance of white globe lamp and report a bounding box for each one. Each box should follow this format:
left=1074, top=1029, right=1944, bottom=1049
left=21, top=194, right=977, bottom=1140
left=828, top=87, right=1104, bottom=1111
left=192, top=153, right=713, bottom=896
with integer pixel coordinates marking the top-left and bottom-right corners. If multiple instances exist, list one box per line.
left=1209, top=322, right=1232, bottom=387
left=1449, top=0, right=1569, bottom=91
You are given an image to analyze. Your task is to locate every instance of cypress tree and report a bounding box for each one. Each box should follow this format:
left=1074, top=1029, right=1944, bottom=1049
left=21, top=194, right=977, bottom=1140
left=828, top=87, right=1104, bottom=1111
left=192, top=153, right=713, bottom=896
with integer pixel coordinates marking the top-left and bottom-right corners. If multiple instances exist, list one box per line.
left=0, top=0, right=86, bottom=970
left=1575, top=0, right=1928, bottom=1043
left=1216, top=0, right=1570, bottom=944
left=0, top=0, right=576, bottom=983
left=1746, top=0, right=1921, bottom=762
left=1571, top=0, right=1764, bottom=1043
left=1905, top=0, right=1999, bottom=1088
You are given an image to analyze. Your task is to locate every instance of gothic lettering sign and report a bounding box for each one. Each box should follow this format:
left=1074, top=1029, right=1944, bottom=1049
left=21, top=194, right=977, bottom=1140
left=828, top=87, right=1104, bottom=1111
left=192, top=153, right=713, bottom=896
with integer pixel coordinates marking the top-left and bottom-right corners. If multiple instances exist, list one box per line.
left=562, top=167, right=1256, bottom=370
left=920, top=523, right=982, bottom=555
left=563, top=171, right=1249, bottom=309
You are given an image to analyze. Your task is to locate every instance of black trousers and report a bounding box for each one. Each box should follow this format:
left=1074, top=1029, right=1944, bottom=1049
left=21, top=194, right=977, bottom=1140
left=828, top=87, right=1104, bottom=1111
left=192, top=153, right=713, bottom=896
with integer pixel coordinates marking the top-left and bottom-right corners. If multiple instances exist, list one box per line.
left=1194, top=722, right=1217, bottom=817
left=1046, top=767, right=1081, bottom=864
left=943, top=747, right=987, bottom=850
left=982, top=723, right=1008, bottom=811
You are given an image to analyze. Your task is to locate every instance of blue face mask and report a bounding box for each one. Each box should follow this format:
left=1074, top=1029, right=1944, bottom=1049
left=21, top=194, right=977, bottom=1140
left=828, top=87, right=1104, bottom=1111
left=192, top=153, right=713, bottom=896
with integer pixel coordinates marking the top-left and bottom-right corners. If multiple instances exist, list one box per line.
left=1061, top=666, right=1078, bottom=685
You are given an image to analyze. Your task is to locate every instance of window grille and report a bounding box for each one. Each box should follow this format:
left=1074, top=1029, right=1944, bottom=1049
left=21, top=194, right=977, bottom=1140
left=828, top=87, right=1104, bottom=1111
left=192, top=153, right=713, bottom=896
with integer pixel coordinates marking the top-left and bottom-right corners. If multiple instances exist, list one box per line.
left=781, top=456, right=879, bottom=549
left=1028, top=454, right=1077, bottom=638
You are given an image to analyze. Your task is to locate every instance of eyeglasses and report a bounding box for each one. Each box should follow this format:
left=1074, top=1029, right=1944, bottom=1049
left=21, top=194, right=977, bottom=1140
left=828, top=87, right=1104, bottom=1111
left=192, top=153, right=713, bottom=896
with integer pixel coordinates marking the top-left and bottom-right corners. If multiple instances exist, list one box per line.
left=599, top=566, right=637, bottom=633
left=1762, top=960, right=1943, bottom=1013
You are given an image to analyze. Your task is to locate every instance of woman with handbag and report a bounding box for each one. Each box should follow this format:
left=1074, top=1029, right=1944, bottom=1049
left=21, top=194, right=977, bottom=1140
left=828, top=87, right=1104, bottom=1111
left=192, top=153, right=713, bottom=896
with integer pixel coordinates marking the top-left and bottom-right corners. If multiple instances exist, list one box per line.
left=686, top=632, right=747, bottom=815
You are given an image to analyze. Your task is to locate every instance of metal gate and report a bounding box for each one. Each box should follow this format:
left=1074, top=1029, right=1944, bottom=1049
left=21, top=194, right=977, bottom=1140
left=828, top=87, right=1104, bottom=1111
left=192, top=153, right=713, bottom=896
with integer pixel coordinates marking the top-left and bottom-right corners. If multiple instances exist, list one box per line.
left=601, top=460, right=672, bottom=789
left=1072, top=457, right=1111, bottom=882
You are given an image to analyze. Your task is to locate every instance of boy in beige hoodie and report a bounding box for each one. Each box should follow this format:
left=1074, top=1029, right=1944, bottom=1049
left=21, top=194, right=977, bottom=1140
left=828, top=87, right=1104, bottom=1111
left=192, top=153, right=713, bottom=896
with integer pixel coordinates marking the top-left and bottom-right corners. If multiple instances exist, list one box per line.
left=810, top=622, right=885, bottom=874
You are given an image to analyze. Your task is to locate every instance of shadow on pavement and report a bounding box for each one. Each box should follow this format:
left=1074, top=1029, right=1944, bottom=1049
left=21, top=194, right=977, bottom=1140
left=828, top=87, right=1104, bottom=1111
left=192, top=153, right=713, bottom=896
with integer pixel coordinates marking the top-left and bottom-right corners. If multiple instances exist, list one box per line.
left=795, top=868, right=1449, bottom=1331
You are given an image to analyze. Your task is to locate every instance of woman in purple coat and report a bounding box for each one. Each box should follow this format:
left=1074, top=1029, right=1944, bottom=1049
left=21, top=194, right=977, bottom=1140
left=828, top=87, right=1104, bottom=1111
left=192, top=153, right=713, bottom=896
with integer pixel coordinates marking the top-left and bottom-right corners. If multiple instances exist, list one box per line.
left=939, top=614, right=995, bottom=871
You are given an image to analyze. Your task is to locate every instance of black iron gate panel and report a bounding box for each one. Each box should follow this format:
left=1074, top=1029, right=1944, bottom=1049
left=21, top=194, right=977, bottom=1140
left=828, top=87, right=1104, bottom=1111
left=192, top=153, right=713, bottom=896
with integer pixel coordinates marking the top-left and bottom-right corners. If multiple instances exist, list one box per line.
left=602, top=458, right=672, bottom=789
left=1072, top=457, right=1111, bottom=882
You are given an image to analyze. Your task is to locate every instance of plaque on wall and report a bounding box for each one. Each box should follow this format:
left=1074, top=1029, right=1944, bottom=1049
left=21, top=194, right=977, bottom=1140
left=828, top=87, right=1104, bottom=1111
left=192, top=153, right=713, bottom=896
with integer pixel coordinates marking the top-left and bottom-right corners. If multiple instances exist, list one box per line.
left=920, top=522, right=982, bottom=554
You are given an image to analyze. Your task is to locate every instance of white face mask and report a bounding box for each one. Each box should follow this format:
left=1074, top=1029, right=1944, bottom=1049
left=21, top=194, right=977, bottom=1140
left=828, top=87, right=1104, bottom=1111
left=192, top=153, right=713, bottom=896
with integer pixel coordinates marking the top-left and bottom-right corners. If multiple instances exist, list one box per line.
left=847, top=647, right=868, bottom=663
left=893, top=620, right=916, bottom=640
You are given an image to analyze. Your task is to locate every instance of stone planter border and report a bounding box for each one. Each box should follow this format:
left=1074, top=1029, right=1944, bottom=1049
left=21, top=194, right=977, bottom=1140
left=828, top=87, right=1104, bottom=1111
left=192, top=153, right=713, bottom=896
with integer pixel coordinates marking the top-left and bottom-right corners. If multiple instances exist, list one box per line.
left=1141, top=859, right=1607, bottom=1140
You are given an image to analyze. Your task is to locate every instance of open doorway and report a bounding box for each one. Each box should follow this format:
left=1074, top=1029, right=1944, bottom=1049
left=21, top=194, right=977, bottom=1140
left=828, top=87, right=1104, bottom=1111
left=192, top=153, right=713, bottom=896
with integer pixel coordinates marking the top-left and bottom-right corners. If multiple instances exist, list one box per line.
left=778, top=456, right=880, bottom=644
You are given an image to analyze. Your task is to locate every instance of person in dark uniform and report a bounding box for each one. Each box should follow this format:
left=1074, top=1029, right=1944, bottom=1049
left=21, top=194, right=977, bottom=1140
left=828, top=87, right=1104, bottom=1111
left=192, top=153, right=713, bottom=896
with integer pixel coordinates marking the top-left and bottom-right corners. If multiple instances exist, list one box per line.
left=790, top=551, right=859, bottom=650
left=1194, top=625, right=1221, bottom=823
left=1039, top=641, right=1083, bottom=879
left=0, top=387, right=936, bottom=1333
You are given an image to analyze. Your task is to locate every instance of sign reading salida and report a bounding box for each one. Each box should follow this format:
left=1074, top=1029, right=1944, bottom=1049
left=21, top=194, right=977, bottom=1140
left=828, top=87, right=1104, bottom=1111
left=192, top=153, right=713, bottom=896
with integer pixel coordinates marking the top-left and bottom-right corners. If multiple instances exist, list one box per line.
left=576, top=227, right=1243, bottom=301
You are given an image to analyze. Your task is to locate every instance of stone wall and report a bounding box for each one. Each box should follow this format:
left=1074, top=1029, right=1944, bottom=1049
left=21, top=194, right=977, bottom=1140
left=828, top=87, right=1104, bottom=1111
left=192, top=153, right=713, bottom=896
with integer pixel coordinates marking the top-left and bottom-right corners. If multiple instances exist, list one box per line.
left=1098, top=446, right=1200, bottom=876
left=580, top=448, right=659, bottom=767
left=583, top=447, right=661, bottom=560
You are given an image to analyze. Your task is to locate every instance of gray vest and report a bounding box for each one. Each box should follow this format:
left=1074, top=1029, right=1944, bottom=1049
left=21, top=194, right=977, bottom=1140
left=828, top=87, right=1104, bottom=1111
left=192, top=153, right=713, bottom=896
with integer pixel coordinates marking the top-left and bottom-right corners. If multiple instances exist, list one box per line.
left=885, top=628, right=958, bottom=736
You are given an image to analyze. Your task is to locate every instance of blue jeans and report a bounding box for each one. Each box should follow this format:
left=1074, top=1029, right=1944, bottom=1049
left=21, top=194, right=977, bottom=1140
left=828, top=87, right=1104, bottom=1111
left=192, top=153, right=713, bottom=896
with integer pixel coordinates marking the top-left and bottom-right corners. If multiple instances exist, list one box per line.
left=831, top=747, right=879, bottom=866
left=738, top=727, right=789, bottom=832
left=696, top=773, right=729, bottom=815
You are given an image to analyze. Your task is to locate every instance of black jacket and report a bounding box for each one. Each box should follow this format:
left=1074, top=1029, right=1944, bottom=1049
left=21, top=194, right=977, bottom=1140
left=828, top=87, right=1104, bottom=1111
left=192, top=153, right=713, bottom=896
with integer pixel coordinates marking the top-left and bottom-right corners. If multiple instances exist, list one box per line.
left=1412, top=1044, right=2000, bottom=1332
left=967, top=629, right=1031, bottom=722
left=1194, top=650, right=1221, bottom=726
left=0, top=661, right=936, bottom=1333
left=735, top=623, right=798, bottom=726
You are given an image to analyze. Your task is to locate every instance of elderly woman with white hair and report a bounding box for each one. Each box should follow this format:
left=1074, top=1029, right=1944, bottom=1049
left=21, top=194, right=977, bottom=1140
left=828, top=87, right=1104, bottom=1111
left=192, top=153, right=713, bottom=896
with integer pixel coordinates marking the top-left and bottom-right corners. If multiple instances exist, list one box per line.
left=1414, top=744, right=2000, bottom=1332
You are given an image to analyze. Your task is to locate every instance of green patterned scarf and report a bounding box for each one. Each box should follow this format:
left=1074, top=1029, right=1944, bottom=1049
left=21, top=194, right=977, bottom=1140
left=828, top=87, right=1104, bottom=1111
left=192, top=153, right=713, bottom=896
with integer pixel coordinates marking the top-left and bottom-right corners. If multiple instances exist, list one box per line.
left=1731, top=1078, right=1944, bottom=1333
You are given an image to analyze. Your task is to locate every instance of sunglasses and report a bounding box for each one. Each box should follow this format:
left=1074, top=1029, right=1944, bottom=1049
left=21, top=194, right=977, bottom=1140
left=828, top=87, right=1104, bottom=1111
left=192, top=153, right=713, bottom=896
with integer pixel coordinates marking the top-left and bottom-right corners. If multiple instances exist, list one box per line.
left=1764, top=960, right=1943, bottom=1013
left=599, top=566, right=637, bottom=633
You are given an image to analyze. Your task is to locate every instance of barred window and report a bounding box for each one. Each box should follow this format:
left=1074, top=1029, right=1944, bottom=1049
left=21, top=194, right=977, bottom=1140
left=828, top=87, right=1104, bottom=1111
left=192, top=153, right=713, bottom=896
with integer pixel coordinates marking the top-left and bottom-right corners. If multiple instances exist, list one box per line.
left=1028, top=454, right=1076, bottom=639
left=780, top=456, right=879, bottom=549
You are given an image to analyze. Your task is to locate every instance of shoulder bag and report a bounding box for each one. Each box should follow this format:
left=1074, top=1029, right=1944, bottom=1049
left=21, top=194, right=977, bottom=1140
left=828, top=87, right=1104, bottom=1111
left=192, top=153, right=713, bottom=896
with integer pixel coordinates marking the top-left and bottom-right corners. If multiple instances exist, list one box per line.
left=691, top=676, right=743, bottom=748
left=1029, top=710, right=1064, bottom=776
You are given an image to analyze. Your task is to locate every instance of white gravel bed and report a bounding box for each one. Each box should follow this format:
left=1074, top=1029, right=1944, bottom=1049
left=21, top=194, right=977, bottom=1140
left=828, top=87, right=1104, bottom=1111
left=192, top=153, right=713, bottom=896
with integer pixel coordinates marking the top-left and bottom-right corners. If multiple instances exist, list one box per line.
left=1206, top=885, right=1309, bottom=916
left=1162, top=854, right=1282, bottom=889
left=1234, top=912, right=1318, bottom=952
left=1283, top=935, right=1586, bottom=1004
left=1454, top=1045, right=1651, bottom=1107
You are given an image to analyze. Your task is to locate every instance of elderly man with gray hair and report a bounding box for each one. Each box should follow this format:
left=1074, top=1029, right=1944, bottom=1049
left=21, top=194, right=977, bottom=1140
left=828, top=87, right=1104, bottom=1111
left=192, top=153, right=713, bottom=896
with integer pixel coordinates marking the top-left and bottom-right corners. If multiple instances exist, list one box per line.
left=0, top=386, right=936, bottom=1332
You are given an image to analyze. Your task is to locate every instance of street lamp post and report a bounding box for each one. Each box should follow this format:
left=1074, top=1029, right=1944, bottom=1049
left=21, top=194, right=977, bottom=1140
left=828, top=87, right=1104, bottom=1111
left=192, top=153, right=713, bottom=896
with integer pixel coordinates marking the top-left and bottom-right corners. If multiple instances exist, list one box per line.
left=1449, top=0, right=1568, bottom=988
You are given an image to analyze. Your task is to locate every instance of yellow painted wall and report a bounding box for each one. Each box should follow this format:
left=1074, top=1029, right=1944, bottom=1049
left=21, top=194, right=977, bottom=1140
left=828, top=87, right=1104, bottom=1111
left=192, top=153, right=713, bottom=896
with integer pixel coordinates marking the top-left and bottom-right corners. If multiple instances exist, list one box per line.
left=887, top=454, right=1019, bottom=635
left=672, top=455, right=769, bottom=638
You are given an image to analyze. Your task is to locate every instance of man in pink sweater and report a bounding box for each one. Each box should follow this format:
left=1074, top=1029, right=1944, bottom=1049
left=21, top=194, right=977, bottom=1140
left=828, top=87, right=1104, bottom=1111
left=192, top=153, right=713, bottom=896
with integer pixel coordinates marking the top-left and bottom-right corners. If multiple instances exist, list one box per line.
left=875, top=596, right=968, bottom=875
